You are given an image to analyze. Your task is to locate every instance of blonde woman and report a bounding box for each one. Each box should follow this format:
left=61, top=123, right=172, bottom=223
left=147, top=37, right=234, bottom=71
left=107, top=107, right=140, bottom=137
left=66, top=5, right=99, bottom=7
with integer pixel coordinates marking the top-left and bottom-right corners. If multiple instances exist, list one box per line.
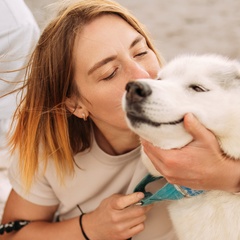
left=2, top=0, right=240, bottom=239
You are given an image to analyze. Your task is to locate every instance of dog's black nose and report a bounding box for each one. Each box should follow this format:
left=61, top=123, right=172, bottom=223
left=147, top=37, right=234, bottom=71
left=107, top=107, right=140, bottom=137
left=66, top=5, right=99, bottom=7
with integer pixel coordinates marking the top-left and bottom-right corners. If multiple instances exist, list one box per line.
left=125, top=81, right=152, bottom=103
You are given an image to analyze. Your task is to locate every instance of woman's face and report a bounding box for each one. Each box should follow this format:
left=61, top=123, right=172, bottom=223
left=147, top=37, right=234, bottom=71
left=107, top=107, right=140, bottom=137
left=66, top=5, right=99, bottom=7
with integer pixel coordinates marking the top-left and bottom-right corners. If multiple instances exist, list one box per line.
left=72, top=14, right=160, bottom=132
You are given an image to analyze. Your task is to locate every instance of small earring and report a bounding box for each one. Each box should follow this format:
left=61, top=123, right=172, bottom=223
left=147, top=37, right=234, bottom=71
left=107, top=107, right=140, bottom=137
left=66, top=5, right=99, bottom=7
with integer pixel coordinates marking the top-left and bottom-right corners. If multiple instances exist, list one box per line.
left=82, top=113, right=87, bottom=121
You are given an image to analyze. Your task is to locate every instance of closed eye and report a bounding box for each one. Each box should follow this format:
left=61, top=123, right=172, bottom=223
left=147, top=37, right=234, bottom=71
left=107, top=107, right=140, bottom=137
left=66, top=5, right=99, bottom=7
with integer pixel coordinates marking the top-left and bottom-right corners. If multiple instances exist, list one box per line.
left=189, top=84, right=209, bottom=92
left=102, top=68, right=118, bottom=80
left=134, top=51, right=148, bottom=58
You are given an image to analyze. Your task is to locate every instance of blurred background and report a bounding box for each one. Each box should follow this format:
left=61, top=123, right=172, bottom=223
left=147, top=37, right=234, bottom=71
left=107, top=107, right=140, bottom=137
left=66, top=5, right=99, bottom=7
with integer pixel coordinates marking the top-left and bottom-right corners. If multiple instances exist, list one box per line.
left=25, top=0, right=240, bottom=61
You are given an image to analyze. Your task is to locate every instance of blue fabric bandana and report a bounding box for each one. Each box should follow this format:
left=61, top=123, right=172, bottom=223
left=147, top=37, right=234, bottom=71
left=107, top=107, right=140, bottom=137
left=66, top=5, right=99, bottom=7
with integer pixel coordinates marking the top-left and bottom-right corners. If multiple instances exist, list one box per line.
left=134, top=174, right=204, bottom=206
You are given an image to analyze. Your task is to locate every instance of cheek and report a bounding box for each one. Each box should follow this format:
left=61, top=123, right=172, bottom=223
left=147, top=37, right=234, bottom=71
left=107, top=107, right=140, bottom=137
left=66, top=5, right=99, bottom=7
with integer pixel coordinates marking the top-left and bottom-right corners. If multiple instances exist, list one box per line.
left=87, top=85, right=123, bottom=111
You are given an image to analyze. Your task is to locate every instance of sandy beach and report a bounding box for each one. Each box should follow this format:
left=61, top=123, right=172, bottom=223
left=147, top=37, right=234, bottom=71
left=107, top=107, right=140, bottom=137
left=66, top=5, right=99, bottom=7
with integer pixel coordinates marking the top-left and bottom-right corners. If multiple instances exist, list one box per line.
left=25, top=0, right=240, bottom=61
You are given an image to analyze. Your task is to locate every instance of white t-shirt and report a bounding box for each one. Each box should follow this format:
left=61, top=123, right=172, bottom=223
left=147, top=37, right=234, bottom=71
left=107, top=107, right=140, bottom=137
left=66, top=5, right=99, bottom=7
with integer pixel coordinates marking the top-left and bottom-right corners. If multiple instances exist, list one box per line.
left=9, top=137, right=177, bottom=240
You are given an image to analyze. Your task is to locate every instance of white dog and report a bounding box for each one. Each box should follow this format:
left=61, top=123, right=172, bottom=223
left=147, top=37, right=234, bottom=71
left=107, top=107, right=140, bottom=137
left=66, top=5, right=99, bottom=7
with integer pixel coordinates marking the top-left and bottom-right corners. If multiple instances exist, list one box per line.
left=122, top=54, right=240, bottom=240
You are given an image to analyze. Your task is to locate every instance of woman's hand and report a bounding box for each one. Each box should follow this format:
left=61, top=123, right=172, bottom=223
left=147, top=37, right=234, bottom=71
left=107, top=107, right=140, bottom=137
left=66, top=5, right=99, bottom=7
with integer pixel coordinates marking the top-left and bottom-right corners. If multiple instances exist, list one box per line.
left=83, top=192, right=152, bottom=240
left=3, top=191, right=151, bottom=240
left=142, top=113, right=240, bottom=192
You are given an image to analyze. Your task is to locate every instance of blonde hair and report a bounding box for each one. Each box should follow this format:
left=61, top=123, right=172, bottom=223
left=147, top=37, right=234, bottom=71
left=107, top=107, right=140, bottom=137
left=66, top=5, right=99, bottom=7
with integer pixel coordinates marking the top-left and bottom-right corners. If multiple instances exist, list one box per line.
left=10, top=0, right=164, bottom=190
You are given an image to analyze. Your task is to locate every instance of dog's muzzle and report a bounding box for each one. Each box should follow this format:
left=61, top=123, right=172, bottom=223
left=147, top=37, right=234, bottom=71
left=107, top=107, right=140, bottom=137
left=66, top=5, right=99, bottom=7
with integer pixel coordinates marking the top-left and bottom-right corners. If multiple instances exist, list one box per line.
left=124, top=81, right=153, bottom=126
left=125, top=81, right=152, bottom=104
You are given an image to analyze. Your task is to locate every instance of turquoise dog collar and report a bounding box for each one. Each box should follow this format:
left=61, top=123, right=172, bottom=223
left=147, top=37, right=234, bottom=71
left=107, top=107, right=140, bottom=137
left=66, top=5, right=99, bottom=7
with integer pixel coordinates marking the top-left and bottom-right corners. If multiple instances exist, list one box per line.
left=134, top=174, right=204, bottom=206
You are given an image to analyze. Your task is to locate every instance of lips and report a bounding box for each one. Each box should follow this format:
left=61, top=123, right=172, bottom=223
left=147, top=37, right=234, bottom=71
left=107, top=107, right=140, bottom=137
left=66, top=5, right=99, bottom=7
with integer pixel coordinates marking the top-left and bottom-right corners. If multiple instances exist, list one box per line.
left=127, top=112, right=184, bottom=127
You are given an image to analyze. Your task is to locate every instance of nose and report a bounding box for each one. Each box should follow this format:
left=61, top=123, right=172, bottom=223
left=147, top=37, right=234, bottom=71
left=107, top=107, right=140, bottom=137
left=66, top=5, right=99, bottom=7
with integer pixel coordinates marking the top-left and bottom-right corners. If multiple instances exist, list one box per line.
left=125, top=81, right=152, bottom=103
left=127, top=60, right=150, bottom=79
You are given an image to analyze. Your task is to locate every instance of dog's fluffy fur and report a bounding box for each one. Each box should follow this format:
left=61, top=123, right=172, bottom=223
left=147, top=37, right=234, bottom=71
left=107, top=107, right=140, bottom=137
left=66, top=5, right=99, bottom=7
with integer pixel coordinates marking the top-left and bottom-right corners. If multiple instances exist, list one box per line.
left=122, top=54, right=240, bottom=239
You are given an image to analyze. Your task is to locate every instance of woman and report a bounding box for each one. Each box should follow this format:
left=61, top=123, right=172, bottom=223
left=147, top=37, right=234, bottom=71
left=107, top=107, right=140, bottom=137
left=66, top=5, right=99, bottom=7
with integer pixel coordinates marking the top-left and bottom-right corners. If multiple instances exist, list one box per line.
left=2, top=0, right=240, bottom=239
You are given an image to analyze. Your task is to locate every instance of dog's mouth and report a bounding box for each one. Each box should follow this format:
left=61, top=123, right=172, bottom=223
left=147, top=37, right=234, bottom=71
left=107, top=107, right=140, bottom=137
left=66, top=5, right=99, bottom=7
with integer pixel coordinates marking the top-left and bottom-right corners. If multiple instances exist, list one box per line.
left=124, top=81, right=184, bottom=128
left=127, top=112, right=184, bottom=127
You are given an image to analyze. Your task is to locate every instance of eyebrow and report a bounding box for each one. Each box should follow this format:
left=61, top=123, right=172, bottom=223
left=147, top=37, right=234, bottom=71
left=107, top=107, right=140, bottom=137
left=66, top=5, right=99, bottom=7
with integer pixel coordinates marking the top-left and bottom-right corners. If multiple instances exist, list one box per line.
left=130, top=35, right=144, bottom=49
left=87, top=35, right=144, bottom=76
left=88, top=56, right=116, bottom=75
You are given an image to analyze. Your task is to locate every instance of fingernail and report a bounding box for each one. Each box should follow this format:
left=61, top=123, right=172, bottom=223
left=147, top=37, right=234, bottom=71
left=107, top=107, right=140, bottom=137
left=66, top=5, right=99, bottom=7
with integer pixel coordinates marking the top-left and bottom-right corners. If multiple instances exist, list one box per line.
left=187, top=113, right=196, bottom=120
left=137, top=192, right=144, bottom=199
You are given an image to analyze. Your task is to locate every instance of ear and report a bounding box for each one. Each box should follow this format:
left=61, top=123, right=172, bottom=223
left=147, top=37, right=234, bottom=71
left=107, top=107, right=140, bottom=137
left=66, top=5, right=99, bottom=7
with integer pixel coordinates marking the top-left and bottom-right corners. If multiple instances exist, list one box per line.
left=65, top=97, right=89, bottom=120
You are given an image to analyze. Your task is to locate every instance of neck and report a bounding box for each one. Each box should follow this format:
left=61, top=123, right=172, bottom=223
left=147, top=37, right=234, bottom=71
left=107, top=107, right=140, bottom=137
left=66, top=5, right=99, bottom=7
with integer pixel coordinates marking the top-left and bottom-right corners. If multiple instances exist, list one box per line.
left=93, top=124, right=140, bottom=155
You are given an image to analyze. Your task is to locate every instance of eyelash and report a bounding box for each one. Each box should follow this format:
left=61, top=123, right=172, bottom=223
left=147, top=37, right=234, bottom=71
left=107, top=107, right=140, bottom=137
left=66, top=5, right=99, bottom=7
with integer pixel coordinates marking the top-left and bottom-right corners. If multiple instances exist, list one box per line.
left=101, top=51, right=148, bottom=81
left=135, top=51, right=148, bottom=57
left=102, top=68, right=118, bottom=80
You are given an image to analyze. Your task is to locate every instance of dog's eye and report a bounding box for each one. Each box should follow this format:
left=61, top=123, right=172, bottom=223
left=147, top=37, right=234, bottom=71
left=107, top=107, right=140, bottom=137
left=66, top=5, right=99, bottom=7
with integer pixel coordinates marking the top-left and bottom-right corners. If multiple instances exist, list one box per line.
left=189, top=84, right=208, bottom=92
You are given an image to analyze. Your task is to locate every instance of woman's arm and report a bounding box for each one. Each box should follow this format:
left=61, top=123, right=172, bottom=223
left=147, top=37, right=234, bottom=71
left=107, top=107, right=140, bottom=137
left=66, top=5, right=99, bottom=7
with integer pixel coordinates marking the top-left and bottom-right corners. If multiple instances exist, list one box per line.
left=1, top=190, right=81, bottom=240
left=2, top=190, right=151, bottom=240
left=142, top=113, right=240, bottom=192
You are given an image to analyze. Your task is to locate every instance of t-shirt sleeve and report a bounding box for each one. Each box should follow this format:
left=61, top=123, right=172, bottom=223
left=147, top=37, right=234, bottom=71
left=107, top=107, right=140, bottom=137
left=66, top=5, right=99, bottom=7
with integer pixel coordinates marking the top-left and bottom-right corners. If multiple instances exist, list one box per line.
left=8, top=156, right=60, bottom=206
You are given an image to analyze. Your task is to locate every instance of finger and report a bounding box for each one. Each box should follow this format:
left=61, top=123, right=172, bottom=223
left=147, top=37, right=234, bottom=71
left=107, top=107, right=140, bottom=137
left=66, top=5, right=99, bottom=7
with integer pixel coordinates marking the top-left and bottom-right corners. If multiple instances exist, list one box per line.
left=141, top=140, right=162, bottom=158
left=183, top=113, right=211, bottom=140
left=122, top=210, right=147, bottom=227
left=128, top=204, right=153, bottom=217
left=112, top=192, right=145, bottom=210
left=129, top=222, right=145, bottom=236
left=142, top=139, right=174, bottom=164
left=141, top=140, right=172, bottom=173
left=123, top=222, right=145, bottom=240
left=122, top=206, right=152, bottom=239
